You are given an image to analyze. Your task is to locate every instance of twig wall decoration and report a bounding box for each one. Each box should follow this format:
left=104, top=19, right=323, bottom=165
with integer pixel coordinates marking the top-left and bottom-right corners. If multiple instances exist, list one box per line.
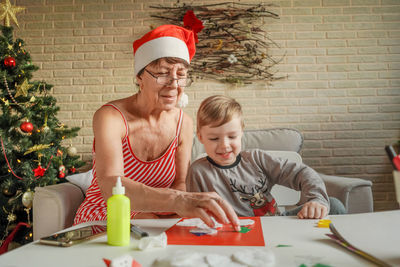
left=150, top=2, right=284, bottom=84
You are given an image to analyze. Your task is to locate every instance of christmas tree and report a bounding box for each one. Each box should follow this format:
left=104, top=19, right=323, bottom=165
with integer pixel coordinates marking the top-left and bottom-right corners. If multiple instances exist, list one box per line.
left=0, top=1, right=84, bottom=251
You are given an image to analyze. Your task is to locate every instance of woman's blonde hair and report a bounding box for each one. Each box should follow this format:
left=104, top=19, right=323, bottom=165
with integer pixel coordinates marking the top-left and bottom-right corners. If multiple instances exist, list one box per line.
left=197, top=95, right=244, bottom=131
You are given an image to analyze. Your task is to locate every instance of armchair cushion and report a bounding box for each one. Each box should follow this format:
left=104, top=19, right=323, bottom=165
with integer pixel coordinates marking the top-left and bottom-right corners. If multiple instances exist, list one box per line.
left=66, top=169, right=92, bottom=194
left=191, top=128, right=303, bottom=162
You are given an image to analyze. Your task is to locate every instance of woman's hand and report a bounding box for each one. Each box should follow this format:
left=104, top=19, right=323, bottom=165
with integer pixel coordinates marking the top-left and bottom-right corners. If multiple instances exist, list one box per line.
left=297, top=201, right=328, bottom=219
left=174, top=191, right=241, bottom=231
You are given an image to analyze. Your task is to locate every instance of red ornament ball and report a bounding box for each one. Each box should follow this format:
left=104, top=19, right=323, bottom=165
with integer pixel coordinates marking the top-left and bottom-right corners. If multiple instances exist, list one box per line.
left=20, top=121, right=33, bottom=133
left=4, top=56, right=16, bottom=68
left=69, top=167, right=76, bottom=174
left=58, top=172, right=65, bottom=179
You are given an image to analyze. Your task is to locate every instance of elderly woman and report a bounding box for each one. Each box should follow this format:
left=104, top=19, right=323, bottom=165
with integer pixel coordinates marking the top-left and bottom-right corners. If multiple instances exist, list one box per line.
left=74, top=25, right=240, bottom=231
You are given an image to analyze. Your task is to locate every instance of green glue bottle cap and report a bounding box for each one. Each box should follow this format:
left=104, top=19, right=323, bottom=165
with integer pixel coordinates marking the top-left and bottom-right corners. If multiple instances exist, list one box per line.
left=112, top=177, right=125, bottom=195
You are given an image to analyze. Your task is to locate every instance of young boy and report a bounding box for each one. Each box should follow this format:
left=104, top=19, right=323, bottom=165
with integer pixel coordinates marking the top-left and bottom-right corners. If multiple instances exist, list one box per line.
left=187, top=95, right=345, bottom=219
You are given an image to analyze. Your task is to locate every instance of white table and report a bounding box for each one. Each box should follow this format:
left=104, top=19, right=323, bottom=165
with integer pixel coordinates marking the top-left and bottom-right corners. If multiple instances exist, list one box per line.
left=1, top=211, right=398, bottom=267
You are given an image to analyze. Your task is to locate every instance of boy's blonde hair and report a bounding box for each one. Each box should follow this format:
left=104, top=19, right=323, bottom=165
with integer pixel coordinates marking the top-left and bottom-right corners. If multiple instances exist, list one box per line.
left=197, top=95, right=244, bottom=130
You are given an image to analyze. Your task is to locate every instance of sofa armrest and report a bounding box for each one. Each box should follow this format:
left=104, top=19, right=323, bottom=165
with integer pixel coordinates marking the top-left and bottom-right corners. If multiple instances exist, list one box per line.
left=33, top=182, right=84, bottom=240
left=319, top=173, right=373, bottom=214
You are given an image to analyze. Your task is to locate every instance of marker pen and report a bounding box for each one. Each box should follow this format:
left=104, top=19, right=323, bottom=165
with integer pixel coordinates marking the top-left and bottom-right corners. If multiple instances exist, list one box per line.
left=130, top=225, right=149, bottom=239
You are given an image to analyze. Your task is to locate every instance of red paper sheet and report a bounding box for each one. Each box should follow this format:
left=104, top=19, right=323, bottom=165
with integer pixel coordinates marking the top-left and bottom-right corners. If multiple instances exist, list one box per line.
left=166, top=217, right=265, bottom=246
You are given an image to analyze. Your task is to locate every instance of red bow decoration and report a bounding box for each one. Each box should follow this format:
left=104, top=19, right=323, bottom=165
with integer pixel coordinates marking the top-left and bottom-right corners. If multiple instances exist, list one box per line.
left=183, top=10, right=204, bottom=43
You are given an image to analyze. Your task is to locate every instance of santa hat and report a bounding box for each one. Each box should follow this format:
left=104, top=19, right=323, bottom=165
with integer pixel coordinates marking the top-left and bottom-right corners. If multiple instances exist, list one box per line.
left=133, top=25, right=196, bottom=76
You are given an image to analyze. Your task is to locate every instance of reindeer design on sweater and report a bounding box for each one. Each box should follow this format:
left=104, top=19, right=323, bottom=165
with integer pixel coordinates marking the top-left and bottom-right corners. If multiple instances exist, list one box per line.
left=230, top=177, right=277, bottom=216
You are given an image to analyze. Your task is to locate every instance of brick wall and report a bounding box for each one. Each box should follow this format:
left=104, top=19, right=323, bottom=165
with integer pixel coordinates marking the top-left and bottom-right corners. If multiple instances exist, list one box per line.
left=14, top=0, right=400, bottom=211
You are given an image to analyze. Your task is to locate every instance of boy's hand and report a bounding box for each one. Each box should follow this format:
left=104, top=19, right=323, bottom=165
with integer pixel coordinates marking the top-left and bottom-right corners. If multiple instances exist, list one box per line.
left=297, top=201, right=328, bottom=219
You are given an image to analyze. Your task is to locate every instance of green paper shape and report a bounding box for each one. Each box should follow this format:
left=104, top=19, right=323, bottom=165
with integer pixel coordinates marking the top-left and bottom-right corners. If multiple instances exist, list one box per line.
left=313, top=264, right=332, bottom=267
left=276, top=244, right=292, bottom=247
left=239, top=226, right=251, bottom=233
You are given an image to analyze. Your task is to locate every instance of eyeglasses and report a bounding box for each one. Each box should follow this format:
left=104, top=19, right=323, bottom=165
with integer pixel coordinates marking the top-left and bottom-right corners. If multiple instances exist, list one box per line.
left=144, top=69, right=192, bottom=87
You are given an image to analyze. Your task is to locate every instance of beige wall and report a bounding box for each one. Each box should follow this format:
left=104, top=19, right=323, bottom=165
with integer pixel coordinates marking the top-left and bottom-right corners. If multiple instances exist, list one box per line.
left=14, top=0, right=400, bottom=211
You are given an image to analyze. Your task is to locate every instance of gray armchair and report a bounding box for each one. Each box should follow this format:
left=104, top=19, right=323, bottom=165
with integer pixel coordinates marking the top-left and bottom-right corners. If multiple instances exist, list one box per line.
left=33, top=128, right=373, bottom=240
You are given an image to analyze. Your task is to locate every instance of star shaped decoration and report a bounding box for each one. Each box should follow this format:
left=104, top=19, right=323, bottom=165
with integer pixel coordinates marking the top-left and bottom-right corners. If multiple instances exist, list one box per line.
left=33, top=165, right=46, bottom=177
left=0, top=0, right=25, bottom=27
left=14, top=79, right=33, bottom=98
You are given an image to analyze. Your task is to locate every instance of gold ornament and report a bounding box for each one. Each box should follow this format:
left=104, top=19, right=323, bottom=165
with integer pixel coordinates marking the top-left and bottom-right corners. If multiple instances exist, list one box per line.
left=67, top=146, right=77, bottom=157
left=24, top=144, right=52, bottom=155
left=14, top=79, right=33, bottom=98
left=7, top=213, right=16, bottom=222
left=22, top=189, right=34, bottom=209
left=0, top=0, right=25, bottom=27
left=1, top=97, right=9, bottom=106
left=41, top=125, right=50, bottom=133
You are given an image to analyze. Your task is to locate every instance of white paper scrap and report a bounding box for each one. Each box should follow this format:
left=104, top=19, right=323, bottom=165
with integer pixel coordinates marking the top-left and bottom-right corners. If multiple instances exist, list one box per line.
left=176, top=217, right=222, bottom=229
left=153, top=251, right=249, bottom=267
left=137, top=232, right=167, bottom=251
left=110, top=254, right=133, bottom=267
left=232, top=249, right=275, bottom=267
left=239, top=219, right=254, bottom=226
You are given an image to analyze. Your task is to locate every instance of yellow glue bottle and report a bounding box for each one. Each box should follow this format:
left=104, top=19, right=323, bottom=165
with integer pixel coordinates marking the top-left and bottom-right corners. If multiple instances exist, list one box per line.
left=107, top=176, right=130, bottom=246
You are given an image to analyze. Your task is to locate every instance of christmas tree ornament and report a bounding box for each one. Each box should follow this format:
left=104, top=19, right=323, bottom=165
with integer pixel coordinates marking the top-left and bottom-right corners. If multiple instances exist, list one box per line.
left=69, top=166, right=76, bottom=174
left=7, top=213, right=16, bottom=222
left=2, top=185, right=17, bottom=197
left=21, top=190, right=34, bottom=209
left=0, top=0, right=25, bottom=27
left=3, top=75, right=20, bottom=106
left=19, top=121, right=33, bottom=133
left=58, top=165, right=65, bottom=178
left=67, top=146, right=77, bottom=157
left=3, top=56, right=15, bottom=68
left=40, top=113, right=49, bottom=133
left=24, top=144, right=52, bottom=155
left=33, top=165, right=45, bottom=177
left=14, top=79, right=33, bottom=98
left=2, top=187, right=15, bottom=197
left=1, top=179, right=15, bottom=197
left=41, top=125, right=49, bottom=133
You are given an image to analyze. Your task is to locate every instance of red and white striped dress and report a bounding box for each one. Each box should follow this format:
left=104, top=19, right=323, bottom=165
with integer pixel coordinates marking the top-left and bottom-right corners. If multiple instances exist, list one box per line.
left=74, top=104, right=183, bottom=225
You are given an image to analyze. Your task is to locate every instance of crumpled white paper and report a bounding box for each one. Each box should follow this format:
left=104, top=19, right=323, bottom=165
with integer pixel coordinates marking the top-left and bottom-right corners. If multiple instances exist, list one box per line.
left=152, top=249, right=275, bottom=267
left=109, top=254, right=134, bottom=267
left=137, top=232, right=167, bottom=251
left=232, top=249, right=275, bottom=267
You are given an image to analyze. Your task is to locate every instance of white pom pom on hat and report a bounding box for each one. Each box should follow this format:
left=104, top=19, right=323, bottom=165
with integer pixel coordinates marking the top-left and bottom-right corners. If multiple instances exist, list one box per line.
left=133, top=25, right=196, bottom=76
